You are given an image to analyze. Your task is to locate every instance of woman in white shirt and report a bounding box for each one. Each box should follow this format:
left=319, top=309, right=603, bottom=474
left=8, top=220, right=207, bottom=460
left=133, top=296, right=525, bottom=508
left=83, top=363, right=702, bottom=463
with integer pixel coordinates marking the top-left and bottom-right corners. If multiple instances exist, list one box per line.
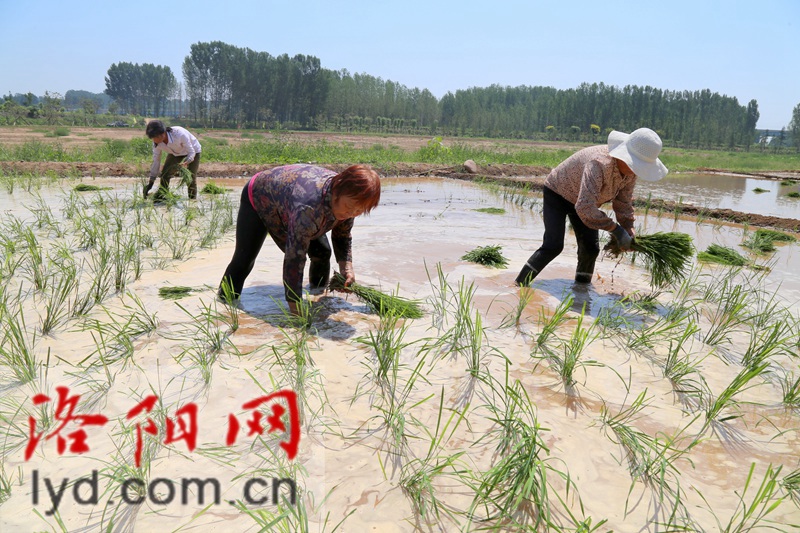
left=144, top=120, right=202, bottom=200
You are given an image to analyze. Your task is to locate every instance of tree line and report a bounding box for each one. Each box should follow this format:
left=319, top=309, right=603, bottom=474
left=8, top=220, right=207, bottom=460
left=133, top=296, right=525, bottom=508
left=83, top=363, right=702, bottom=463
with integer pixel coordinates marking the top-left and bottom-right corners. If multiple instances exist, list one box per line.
left=4, top=40, right=796, bottom=149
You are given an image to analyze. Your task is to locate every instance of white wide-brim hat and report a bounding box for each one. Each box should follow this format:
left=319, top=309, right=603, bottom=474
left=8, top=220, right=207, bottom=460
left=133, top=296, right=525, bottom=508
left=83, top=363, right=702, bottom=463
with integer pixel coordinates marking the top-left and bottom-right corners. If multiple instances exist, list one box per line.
left=608, top=128, right=668, bottom=182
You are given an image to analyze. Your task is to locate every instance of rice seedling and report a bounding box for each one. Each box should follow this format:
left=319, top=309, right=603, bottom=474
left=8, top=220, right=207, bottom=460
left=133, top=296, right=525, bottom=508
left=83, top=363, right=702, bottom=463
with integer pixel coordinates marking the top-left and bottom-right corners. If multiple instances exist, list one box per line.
left=217, top=276, right=240, bottom=332
left=627, top=312, right=692, bottom=353
left=661, top=324, right=707, bottom=405
left=778, top=367, right=800, bottom=409
left=38, top=256, right=79, bottom=335
left=606, top=232, right=694, bottom=288
left=697, top=244, right=748, bottom=267
left=533, top=294, right=574, bottom=354
left=0, top=464, right=12, bottom=504
left=425, top=261, right=451, bottom=332
left=752, top=187, right=769, bottom=193
left=780, top=180, right=794, bottom=186
left=536, top=304, right=600, bottom=391
left=781, top=468, right=800, bottom=506
left=702, top=363, right=769, bottom=431
left=696, top=463, right=786, bottom=532
left=399, top=389, right=468, bottom=526
left=468, top=398, right=577, bottom=531
left=602, top=392, right=664, bottom=484
left=158, top=286, right=194, bottom=300
left=329, top=271, right=423, bottom=319
left=461, top=244, right=509, bottom=268
left=0, top=291, right=39, bottom=384
left=19, top=226, right=48, bottom=292
left=168, top=299, right=238, bottom=384
left=356, top=311, right=412, bottom=391
left=786, top=191, right=800, bottom=198
left=27, top=192, right=65, bottom=238
left=500, top=285, right=536, bottom=329
left=741, top=321, right=793, bottom=370
left=200, top=182, right=227, bottom=195
left=702, top=281, right=751, bottom=346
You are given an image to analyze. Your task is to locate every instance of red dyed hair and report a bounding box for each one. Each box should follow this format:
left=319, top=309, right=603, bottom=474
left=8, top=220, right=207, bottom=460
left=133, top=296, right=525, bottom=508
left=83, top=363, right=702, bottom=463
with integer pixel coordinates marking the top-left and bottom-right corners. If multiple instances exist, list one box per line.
left=330, top=165, right=381, bottom=213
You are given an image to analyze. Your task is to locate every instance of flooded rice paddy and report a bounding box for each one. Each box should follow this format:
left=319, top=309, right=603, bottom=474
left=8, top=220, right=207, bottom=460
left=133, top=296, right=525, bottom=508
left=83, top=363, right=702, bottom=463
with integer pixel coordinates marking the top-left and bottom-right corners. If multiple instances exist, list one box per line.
left=0, top=174, right=799, bottom=532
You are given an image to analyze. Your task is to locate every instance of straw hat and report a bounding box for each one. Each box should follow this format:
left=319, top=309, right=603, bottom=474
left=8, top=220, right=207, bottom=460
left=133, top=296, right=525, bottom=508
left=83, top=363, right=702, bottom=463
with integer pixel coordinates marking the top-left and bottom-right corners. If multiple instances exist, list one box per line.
left=607, top=128, right=668, bottom=182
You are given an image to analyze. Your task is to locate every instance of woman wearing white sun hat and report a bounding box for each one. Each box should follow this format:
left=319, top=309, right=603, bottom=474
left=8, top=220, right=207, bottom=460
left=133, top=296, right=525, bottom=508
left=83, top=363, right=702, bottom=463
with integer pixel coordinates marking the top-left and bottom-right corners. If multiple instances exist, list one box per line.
left=515, top=127, right=668, bottom=286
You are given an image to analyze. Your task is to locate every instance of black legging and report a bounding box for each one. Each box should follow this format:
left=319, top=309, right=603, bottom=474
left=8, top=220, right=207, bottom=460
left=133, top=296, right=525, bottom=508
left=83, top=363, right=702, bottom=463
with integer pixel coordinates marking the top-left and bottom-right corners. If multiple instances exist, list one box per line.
left=219, top=183, right=332, bottom=299
left=515, top=186, right=600, bottom=285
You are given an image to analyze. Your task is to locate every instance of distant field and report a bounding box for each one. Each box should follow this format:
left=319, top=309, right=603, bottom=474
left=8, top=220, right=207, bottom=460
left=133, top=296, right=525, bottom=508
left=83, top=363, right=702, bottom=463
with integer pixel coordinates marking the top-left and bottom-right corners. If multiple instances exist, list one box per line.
left=0, top=126, right=798, bottom=174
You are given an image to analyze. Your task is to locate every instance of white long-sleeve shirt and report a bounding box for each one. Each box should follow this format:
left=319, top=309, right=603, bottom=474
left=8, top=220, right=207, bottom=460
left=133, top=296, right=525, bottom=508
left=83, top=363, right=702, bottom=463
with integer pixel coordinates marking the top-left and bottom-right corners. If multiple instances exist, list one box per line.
left=149, top=126, right=202, bottom=178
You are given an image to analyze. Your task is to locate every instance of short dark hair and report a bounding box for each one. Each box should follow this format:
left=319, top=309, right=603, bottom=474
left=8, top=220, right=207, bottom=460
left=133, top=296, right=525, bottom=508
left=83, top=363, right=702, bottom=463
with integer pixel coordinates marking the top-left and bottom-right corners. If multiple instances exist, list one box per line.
left=145, top=120, right=167, bottom=139
left=330, top=165, right=381, bottom=213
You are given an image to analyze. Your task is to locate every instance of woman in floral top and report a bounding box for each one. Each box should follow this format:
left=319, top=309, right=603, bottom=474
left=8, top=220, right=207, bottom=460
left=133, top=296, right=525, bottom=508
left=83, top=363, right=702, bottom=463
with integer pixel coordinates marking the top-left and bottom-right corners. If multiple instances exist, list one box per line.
left=219, top=164, right=381, bottom=315
left=515, top=128, right=668, bottom=286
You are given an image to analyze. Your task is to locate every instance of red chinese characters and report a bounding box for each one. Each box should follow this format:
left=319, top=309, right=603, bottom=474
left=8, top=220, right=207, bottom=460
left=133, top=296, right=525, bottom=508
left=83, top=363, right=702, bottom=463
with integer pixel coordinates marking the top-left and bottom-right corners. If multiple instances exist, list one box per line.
left=225, top=390, right=300, bottom=459
left=25, top=386, right=109, bottom=460
left=26, top=388, right=300, bottom=465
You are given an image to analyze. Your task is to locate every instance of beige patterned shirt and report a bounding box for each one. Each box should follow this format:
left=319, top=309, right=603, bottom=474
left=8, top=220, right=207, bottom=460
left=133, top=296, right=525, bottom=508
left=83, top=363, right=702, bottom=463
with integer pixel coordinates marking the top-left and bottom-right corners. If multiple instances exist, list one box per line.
left=544, top=145, right=637, bottom=231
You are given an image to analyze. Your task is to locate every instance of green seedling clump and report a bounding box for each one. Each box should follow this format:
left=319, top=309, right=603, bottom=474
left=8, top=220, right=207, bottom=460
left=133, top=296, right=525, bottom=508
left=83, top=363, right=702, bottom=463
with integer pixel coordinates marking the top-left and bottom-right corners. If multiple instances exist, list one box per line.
left=787, top=191, right=800, bottom=198
left=752, top=187, right=769, bottom=193
left=329, top=271, right=424, bottom=319
left=461, top=244, right=510, bottom=268
left=606, top=232, right=694, bottom=288
left=754, top=228, right=796, bottom=243
left=474, top=207, right=506, bottom=215
left=158, top=286, right=194, bottom=300
left=74, top=184, right=107, bottom=192
left=201, top=182, right=228, bottom=195
left=697, top=244, right=748, bottom=266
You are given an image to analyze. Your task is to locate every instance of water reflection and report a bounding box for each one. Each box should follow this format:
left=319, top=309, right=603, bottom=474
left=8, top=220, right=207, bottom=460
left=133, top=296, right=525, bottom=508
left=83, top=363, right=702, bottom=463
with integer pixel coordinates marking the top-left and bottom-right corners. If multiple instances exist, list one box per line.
left=636, top=173, right=800, bottom=219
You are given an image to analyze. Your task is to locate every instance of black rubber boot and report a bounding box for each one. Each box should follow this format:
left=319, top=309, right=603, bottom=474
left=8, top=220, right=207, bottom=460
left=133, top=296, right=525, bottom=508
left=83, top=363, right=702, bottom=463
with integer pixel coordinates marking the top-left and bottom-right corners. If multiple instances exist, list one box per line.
left=515, top=262, right=539, bottom=287
left=309, top=259, right=330, bottom=288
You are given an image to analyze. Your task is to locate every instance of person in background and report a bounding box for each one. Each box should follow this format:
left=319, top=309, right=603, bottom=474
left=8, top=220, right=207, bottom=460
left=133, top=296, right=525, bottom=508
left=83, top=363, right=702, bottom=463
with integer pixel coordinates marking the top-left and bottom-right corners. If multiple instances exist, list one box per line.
left=515, top=127, right=668, bottom=286
left=144, top=120, right=202, bottom=200
left=219, top=164, right=381, bottom=315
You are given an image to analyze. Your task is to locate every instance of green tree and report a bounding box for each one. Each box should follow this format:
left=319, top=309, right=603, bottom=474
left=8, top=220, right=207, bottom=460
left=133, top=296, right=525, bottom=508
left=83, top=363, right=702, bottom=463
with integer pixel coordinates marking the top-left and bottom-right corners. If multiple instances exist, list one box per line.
left=789, top=103, right=800, bottom=152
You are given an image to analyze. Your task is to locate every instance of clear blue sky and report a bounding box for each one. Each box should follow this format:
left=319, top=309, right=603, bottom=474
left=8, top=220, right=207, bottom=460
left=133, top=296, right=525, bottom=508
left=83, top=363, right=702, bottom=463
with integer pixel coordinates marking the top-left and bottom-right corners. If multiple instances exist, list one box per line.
left=0, top=0, right=797, bottom=130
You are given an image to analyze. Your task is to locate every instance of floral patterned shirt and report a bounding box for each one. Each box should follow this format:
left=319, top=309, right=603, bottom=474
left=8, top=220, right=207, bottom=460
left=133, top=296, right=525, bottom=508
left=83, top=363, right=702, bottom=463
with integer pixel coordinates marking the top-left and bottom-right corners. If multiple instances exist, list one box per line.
left=544, top=145, right=637, bottom=231
left=249, top=165, right=354, bottom=302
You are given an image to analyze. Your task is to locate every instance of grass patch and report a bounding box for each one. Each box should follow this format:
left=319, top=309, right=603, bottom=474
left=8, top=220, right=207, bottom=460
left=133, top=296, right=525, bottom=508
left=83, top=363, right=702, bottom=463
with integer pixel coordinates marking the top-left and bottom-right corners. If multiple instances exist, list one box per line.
left=461, top=245, right=509, bottom=268
left=329, top=271, right=424, bottom=319
left=158, top=286, right=194, bottom=300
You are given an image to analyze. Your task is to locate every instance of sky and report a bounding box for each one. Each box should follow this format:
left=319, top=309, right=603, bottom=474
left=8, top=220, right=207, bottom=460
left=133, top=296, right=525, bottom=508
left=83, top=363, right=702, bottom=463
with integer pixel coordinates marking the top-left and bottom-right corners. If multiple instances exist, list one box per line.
left=0, top=0, right=797, bottom=130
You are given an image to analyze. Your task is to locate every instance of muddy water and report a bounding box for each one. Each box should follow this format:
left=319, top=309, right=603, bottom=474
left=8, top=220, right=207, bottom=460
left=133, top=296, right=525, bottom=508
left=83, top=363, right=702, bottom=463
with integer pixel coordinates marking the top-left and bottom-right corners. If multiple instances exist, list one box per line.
left=637, top=172, right=800, bottom=219
left=1, top=175, right=799, bottom=531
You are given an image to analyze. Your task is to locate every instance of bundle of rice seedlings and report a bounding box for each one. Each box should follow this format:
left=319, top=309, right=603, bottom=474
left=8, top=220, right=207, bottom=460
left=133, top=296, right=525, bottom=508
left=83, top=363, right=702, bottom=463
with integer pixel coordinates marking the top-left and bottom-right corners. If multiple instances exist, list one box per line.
left=752, top=187, right=769, bottom=193
left=787, top=191, right=800, bottom=198
left=606, top=232, right=694, bottom=288
left=754, top=228, right=796, bottom=243
left=461, top=245, right=509, bottom=268
left=178, top=166, right=193, bottom=187
left=697, top=244, right=748, bottom=266
left=474, top=207, right=506, bottom=215
left=329, top=272, right=423, bottom=319
left=74, top=184, right=107, bottom=192
left=159, top=286, right=194, bottom=300
left=201, top=182, right=227, bottom=195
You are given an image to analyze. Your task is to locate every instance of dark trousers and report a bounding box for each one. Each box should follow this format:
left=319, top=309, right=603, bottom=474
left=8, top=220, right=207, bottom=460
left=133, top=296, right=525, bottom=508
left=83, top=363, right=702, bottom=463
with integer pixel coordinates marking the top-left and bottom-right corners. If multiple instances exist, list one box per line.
left=219, top=184, right=332, bottom=300
left=156, top=153, right=201, bottom=199
left=515, top=186, right=600, bottom=285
